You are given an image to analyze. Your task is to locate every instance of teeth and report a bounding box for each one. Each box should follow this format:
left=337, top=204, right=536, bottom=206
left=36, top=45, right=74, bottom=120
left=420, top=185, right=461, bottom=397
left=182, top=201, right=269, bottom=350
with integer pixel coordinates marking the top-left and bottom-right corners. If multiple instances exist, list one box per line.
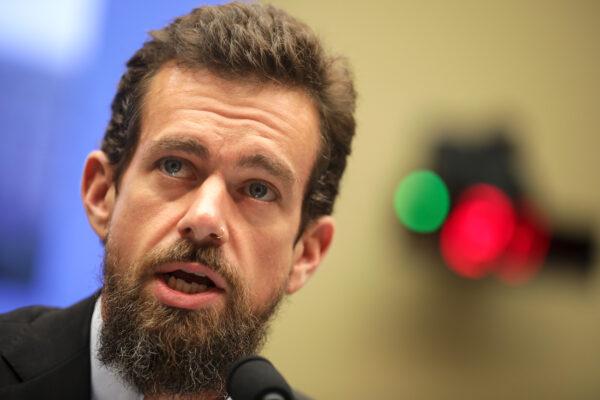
left=196, top=283, right=208, bottom=291
left=166, top=276, right=210, bottom=294
left=176, top=279, right=187, bottom=293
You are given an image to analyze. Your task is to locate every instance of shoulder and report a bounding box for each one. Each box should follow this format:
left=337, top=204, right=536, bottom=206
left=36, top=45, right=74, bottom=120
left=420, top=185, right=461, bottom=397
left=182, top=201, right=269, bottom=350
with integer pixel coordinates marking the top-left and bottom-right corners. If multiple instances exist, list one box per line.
left=0, top=294, right=98, bottom=346
left=0, top=294, right=97, bottom=338
left=0, top=304, right=60, bottom=325
left=0, top=304, right=64, bottom=349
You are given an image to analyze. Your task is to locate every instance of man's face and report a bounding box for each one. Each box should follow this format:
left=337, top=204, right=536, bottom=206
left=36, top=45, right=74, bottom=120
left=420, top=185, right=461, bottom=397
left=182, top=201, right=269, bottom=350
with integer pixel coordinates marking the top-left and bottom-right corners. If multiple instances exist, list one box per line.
left=82, top=63, right=333, bottom=395
left=107, top=63, right=323, bottom=312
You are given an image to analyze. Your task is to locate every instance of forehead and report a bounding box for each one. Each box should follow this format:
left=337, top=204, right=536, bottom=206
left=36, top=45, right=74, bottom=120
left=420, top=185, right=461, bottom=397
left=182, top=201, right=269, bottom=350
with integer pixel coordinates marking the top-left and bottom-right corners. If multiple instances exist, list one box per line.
left=137, top=63, right=321, bottom=186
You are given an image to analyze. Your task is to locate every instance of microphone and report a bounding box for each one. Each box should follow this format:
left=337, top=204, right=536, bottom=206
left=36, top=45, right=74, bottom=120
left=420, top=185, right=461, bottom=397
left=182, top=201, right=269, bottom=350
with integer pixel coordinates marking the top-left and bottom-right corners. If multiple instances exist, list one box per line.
left=226, top=356, right=295, bottom=400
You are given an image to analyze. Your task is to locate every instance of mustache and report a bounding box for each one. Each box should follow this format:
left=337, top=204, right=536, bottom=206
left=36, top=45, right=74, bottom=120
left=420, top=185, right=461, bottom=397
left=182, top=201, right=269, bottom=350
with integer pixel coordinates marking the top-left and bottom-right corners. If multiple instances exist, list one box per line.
left=142, top=240, right=236, bottom=287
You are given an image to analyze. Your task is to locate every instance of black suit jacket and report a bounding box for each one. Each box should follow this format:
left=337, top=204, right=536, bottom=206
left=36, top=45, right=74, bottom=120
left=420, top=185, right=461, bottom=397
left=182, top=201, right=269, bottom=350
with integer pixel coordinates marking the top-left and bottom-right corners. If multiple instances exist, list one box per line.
left=0, top=295, right=312, bottom=400
left=0, top=295, right=96, bottom=399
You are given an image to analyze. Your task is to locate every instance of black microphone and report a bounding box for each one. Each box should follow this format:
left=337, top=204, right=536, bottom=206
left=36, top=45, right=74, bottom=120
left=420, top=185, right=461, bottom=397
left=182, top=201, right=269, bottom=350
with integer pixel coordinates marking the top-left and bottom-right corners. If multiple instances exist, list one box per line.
left=226, top=356, right=295, bottom=400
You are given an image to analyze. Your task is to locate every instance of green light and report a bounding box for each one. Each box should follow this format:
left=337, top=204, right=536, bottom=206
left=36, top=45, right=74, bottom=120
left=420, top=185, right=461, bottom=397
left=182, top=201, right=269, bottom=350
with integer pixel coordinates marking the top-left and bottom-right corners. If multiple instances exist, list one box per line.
left=393, top=170, right=450, bottom=233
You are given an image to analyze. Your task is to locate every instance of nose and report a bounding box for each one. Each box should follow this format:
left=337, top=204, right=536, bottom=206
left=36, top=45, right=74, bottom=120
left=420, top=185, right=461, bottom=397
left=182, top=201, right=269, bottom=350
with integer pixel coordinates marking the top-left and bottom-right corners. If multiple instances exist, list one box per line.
left=176, top=175, right=229, bottom=245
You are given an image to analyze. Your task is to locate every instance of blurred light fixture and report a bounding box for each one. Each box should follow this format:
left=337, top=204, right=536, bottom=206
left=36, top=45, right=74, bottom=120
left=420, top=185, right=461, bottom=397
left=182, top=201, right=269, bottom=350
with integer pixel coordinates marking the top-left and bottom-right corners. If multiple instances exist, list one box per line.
left=394, top=130, right=594, bottom=284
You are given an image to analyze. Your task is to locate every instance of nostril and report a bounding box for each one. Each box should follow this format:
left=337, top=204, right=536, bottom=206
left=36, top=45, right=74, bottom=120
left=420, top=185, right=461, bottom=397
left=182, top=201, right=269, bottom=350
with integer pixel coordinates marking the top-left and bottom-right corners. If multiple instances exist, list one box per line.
left=209, top=232, right=223, bottom=241
left=180, top=226, right=194, bottom=237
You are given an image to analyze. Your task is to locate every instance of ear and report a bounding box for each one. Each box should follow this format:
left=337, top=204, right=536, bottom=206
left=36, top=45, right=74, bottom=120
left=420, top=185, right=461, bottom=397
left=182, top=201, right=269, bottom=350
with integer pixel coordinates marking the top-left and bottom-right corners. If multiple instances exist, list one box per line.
left=287, top=216, right=335, bottom=294
left=81, top=150, right=116, bottom=241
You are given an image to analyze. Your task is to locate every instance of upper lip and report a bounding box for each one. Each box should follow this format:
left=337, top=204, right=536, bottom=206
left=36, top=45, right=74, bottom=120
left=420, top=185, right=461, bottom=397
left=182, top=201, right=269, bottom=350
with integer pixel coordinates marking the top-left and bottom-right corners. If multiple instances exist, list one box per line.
left=154, top=262, right=228, bottom=291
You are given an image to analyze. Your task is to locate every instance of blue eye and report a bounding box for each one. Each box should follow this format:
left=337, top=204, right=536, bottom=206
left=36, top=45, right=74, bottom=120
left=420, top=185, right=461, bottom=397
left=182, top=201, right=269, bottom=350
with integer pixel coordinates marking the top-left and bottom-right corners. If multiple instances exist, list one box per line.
left=245, top=181, right=276, bottom=201
left=161, top=158, right=183, bottom=176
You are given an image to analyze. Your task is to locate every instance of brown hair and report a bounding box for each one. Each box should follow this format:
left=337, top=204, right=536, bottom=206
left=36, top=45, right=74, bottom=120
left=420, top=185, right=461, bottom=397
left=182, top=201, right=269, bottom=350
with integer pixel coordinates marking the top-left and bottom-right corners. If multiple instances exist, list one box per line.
left=101, top=2, right=356, bottom=231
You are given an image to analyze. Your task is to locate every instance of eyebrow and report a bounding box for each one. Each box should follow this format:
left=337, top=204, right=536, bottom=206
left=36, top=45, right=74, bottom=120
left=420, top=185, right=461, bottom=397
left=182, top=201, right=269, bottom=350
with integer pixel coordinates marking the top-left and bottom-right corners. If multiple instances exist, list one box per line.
left=146, top=137, right=209, bottom=159
left=238, top=154, right=296, bottom=186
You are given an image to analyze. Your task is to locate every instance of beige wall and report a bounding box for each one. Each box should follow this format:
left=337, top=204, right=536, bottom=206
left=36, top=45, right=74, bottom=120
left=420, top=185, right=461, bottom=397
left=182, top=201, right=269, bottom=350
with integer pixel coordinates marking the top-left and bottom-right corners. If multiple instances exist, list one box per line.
left=261, top=1, right=600, bottom=399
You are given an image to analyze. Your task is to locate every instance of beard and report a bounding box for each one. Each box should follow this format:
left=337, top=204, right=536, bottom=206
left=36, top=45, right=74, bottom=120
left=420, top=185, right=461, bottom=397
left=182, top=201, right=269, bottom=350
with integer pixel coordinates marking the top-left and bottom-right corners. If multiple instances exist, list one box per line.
left=98, top=238, right=286, bottom=398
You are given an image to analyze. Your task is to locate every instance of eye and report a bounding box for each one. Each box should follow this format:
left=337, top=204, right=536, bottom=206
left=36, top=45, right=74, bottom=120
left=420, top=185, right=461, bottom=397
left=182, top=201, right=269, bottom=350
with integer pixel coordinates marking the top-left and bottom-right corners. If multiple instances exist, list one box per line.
left=158, top=157, right=193, bottom=179
left=244, top=181, right=277, bottom=202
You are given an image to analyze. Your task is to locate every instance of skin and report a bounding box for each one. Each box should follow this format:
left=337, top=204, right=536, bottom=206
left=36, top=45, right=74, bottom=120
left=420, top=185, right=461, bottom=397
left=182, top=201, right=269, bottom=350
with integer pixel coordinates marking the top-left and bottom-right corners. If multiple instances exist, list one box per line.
left=81, top=63, right=334, bottom=318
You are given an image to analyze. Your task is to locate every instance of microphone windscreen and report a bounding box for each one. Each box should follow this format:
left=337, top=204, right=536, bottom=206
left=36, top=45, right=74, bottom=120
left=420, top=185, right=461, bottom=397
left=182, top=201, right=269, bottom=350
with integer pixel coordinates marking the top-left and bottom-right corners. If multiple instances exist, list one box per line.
left=226, top=356, right=294, bottom=400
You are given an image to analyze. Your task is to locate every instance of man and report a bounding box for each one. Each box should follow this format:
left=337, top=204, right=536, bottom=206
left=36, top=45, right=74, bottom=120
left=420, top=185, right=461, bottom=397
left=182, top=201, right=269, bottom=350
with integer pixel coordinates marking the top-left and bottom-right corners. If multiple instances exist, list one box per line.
left=0, top=2, right=355, bottom=399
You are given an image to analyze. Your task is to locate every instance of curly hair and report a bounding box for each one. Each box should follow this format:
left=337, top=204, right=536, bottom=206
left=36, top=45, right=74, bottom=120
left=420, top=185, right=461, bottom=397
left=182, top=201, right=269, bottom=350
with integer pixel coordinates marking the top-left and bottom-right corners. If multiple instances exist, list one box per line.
left=101, top=2, right=356, bottom=232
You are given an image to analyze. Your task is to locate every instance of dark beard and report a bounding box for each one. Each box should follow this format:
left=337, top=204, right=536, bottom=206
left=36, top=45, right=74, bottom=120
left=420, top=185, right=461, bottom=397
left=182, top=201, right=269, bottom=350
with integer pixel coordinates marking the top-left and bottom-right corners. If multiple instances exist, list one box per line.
left=98, top=239, right=285, bottom=397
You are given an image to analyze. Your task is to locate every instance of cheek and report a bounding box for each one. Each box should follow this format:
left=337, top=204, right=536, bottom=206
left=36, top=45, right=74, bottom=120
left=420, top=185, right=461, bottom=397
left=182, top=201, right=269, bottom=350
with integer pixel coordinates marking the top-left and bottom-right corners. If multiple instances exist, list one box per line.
left=242, top=224, right=296, bottom=291
left=108, top=188, right=178, bottom=262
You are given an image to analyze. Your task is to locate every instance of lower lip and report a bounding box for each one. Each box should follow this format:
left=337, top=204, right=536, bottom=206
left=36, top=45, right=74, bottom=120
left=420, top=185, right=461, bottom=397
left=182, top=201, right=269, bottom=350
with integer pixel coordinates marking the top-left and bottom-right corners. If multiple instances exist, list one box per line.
left=150, top=275, right=225, bottom=310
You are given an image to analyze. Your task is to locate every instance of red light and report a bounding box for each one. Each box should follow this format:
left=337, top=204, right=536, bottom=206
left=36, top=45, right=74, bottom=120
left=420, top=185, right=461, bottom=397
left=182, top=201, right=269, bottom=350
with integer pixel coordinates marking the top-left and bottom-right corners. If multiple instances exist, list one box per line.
left=440, top=184, right=516, bottom=279
left=496, top=202, right=550, bottom=284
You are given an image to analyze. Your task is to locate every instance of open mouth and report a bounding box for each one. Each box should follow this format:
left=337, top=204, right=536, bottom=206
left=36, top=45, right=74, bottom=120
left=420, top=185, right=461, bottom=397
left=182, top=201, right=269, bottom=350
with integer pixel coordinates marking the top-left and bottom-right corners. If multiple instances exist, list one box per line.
left=159, top=270, right=219, bottom=295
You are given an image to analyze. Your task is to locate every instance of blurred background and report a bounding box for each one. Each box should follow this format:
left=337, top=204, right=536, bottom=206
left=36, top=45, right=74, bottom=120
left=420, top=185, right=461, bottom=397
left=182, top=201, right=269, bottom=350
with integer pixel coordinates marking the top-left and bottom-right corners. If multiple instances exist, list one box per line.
left=1, top=1, right=599, bottom=399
